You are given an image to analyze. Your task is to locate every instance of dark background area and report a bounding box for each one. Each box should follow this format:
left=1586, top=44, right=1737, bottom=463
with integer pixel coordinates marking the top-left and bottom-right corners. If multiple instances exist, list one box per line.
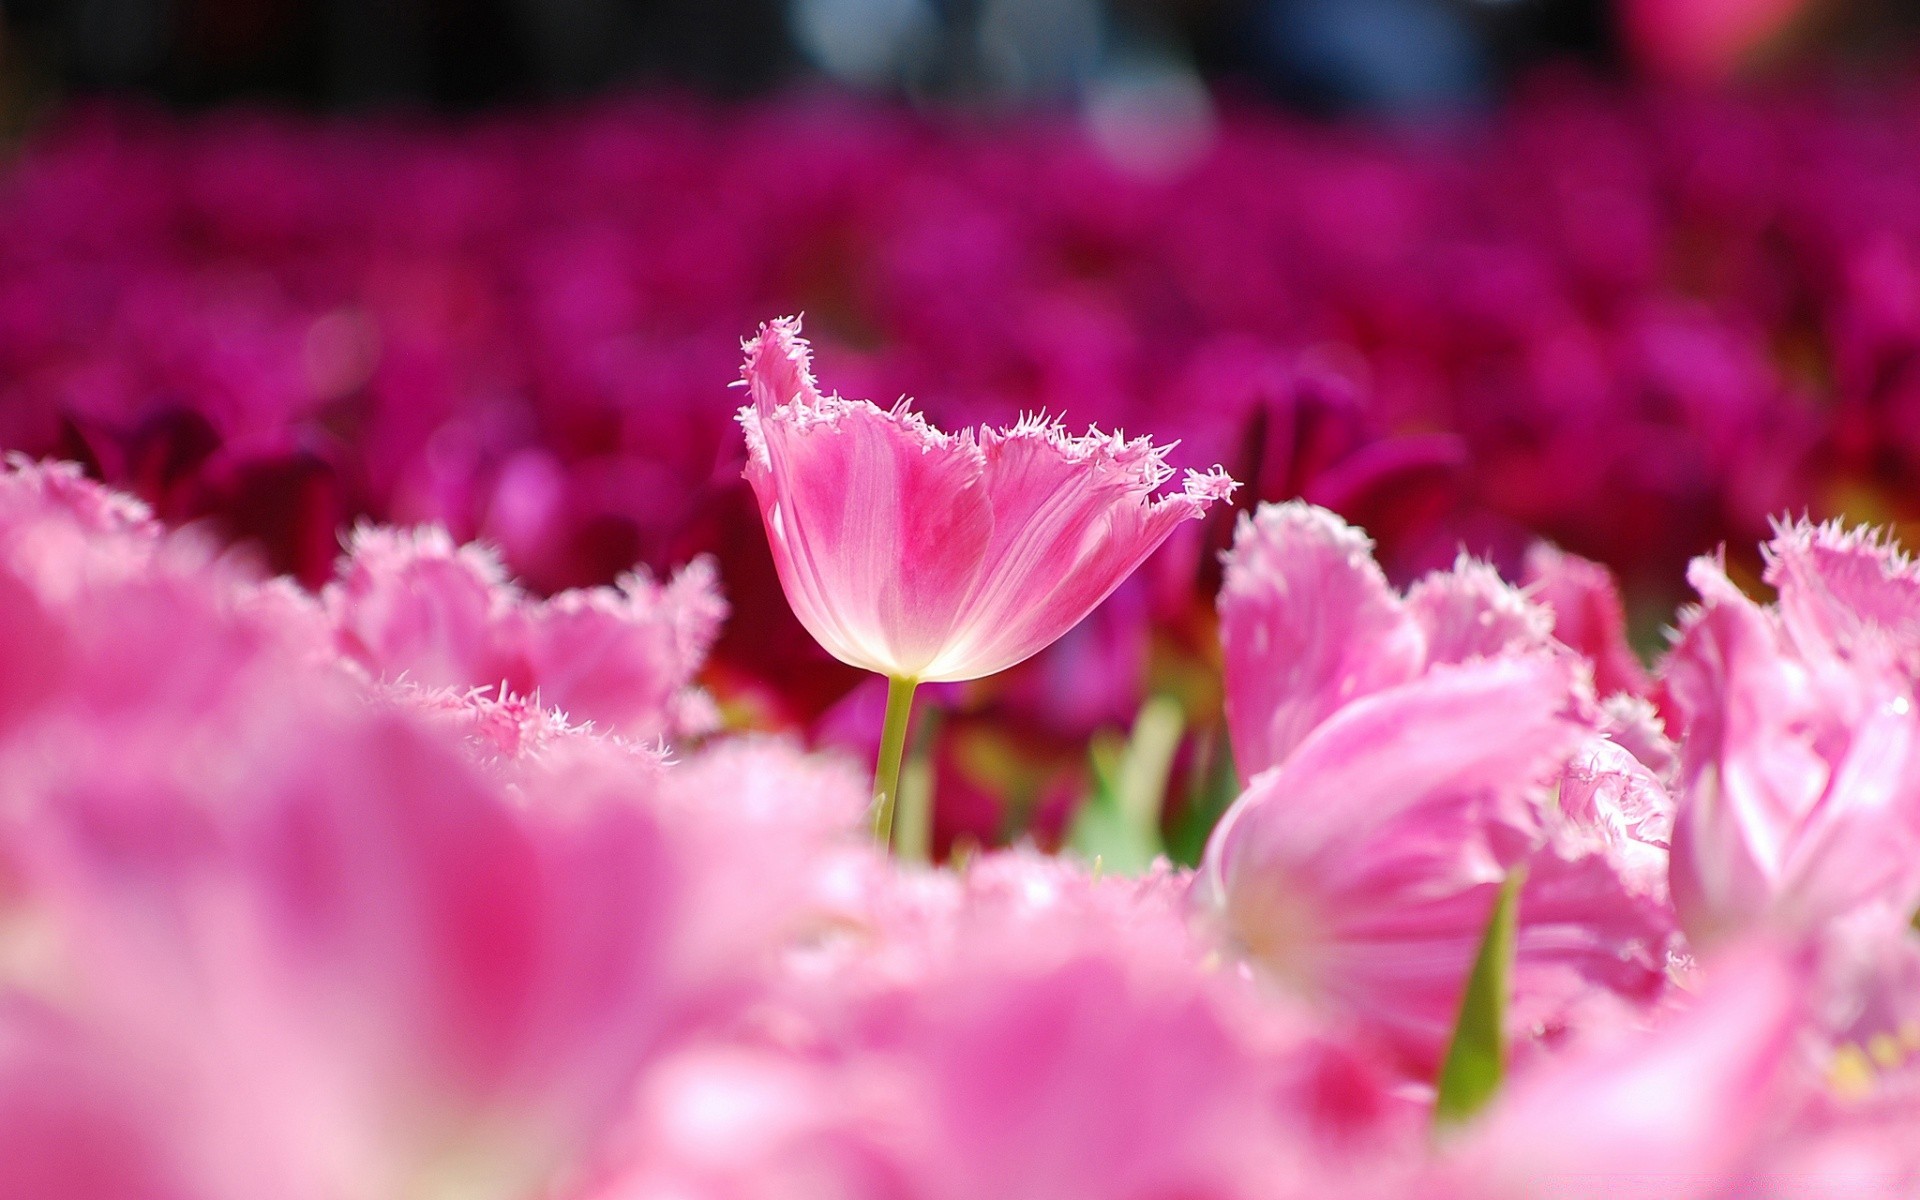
left=5, top=0, right=1917, bottom=116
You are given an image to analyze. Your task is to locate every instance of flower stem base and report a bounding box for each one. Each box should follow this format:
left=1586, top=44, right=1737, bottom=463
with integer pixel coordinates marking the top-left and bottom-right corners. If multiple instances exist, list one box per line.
left=870, top=675, right=920, bottom=852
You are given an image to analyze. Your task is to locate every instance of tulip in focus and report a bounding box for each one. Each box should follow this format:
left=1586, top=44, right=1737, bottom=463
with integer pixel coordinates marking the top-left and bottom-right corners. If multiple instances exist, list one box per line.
left=1664, top=520, right=1920, bottom=948
left=737, top=317, right=1235, bottom=854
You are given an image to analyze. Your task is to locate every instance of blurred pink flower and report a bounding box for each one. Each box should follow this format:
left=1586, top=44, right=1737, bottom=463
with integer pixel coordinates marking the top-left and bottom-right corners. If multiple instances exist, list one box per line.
left=1753, top=922, right=1920, bottom=1197
left=1441, top=945, right=1808, bottom=1200
left=0, top=460, right=821, bottom=1200
left=598, top=851, right=1423, bottom=1200
left=325, top=525, right=723, bottom=740
left=738, top=317, right=1235, bottom=683
left=1620, top=0, right=1820, bottom=82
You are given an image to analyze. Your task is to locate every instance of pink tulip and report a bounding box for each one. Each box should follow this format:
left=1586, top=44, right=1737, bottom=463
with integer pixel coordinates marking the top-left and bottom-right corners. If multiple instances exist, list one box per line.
left=1202, top=654, right=1669, bottom=1075
left=739, top=317, right=1234, bottom=685
left=1218, top=502, right=1569, bottom=780
left=3, top=705, right=732, bottom=1200
left=1663, top=528, right=1920, bottom=949
left=1212, top=505, right=1676, bottom=1074
left=325, top=525, right=724, bottom=741
left=0, top=462, right=853, bottom=1200
left=739, top=316, right=1233, bottom=851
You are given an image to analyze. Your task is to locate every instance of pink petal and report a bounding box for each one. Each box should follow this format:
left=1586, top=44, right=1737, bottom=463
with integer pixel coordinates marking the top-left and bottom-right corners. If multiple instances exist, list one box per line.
left=1664, top=565, right=1825, bottom=945
left=1508, top=840, right=1676, bottom=1044
left=1205, top=655, right=1585, bottom=1069
left=1664, top=550, right=1920, bottom=946
left=518, top=557, right=726, bottom=738
left=1453, top=946, right=1806, bottom=1200
left=737, top=318, right=1234, bottom=682
left=925, top=423, right=1232, bottom=680
left=1523, top=542, right=1653, bottom=698
left=1555, top=736, right=1676, bottom=906
left=326, top=525, right=506, bottom=691
left=1598, top=693, right=1680, bottom=783
left=739, top=321, right=994, bottom=678
left=0, top=1024, right=191, bottom=1200
left=1775, top=697, right=1920, bottom=930
left=1764, top=517, right=1920, bottom=671
left=325, top=527, right=721, bottom=739
left=0, top=455, right=160, bottom=540
left=1218, top=502, right=1424, bottom=778
left=1406, top=553, right=1556, bottom=667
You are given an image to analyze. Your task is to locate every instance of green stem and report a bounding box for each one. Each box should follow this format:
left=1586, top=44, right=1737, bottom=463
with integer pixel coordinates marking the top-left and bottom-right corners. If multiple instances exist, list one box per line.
left=1434, top=868, right=1525, bottom=1127
left=870, top=676, right=919, bottom=851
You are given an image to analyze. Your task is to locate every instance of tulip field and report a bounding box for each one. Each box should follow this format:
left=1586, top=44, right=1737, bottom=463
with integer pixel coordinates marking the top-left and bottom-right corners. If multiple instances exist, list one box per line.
left=4, top=77, right=1920, bottom=1197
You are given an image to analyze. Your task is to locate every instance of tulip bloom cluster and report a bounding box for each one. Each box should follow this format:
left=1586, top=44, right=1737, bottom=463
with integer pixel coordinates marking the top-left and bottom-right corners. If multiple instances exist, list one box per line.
left=2, top=443, right=1919, bottom=1198
left=5, top=79, right=1920, bottom=777
left=4, top=76, right=1920, bottom=1192
left=738, top=317, right=1234, bottom=850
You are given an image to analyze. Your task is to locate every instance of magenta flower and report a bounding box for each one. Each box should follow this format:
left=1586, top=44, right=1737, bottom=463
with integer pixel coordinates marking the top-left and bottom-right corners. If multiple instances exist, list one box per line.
left=739, top=317, right=1233, bottom=850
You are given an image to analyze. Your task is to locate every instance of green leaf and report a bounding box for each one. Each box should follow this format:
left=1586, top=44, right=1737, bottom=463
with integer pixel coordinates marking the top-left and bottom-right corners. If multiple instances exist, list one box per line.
left=1434, top=868, right=1525, bottom=1126
left=1068, top=694, right=1185, bottom=875
left=1163, top=723, right=1241, bottom=867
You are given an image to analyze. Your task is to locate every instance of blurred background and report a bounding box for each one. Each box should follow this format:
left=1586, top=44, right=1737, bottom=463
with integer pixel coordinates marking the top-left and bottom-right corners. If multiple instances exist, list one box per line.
left=4, top=0, right=1920, bottom=861
left=4, top=0, right=1919, bottom=114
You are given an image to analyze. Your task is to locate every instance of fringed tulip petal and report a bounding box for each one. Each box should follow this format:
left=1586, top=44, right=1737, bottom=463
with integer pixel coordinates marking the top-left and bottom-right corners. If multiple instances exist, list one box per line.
left=1405, top=554, right=1557, bottom=667
left=740, top=318, right=995, bottom=679
left=1524, top=542, right=1654, bottom=698
left=927, top=435, right=1234, bottom=681
left=325, top=526, right=722, bottom=740
left=1665, top=551, right=1920, bottom=947
left=1218, top=502, right=1424, bottom=778
left=1764, top=517, right=1920, bottom=673
left=739, top=318, right=1233, bottom=682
